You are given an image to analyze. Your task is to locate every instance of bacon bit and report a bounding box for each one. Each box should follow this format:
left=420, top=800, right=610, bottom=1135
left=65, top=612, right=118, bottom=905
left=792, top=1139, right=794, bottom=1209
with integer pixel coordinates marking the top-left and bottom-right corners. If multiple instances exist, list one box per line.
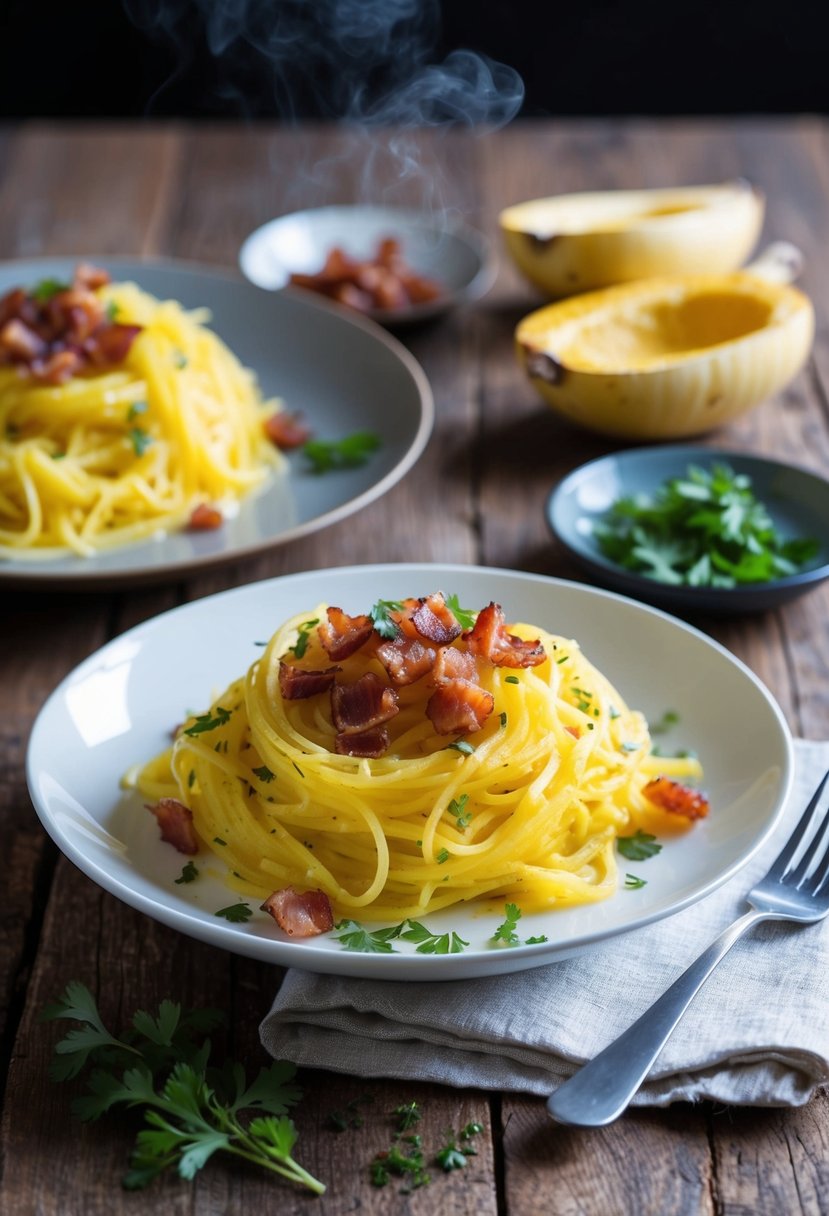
left=390, top=597, right=427, bottom=642
left=260, top=886, right=334, bottom=937
left=465, top=602, right=547, bottom=668
left=643, top=777, right=710, bottom=820
left=335, top=726, right=390, bottom=758
left=0, top=264, right=140, bottom=382
left=146, top=798, right=199, bottom=855
left=426, top=679, right=494, bottom=735
left=411, top=592, right=462, bottom=646
left=188, top=502, right=224, bottom=530
left=375, top=635, right=435, bottom=686
left=264, top=410, right=313, bottom=450
left=278, top=661, right=340, bottom=700
left=432, top=645, right=477, bottom=684
left=288, top=237, right=443, bottom=314
left=565, top=725, right=580, bottom=738
left=331, top=672, right=399, bottom=736
left=318, top=606, right=375, bottom=661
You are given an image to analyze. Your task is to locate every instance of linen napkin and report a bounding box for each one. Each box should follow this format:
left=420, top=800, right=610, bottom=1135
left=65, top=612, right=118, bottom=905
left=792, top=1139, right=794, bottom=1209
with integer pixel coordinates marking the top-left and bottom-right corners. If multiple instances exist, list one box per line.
left=260, top=739, right=829, bottom=1107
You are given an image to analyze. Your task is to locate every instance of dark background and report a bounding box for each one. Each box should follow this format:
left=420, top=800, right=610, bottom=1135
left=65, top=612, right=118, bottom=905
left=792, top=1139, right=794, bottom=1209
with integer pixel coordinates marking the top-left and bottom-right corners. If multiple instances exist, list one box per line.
left=1, top=0, right=827, bottom=119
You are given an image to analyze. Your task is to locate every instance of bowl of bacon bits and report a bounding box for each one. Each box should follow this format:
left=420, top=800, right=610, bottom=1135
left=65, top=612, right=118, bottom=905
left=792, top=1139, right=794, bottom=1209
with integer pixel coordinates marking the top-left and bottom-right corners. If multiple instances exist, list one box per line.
left=239, top=205, right=493, bottom=326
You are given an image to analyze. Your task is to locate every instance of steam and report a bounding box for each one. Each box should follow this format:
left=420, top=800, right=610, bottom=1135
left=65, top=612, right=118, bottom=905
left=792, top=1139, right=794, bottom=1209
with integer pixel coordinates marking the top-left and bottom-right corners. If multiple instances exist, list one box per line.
left=124, top=0, right=524, bottom=210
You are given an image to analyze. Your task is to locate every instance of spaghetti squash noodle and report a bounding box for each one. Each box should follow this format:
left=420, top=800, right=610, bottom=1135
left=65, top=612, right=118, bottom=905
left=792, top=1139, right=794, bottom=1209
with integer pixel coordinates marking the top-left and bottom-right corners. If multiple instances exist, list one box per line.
left=131, top=592, right=705, bottom=923
left=0, top=266, right=285, bottom=559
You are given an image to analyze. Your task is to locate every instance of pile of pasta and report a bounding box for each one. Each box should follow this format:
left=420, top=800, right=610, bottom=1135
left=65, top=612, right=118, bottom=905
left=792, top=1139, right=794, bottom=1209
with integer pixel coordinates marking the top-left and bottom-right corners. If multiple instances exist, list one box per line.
left=0, top=269, right=284, bottom=558
left=133, top=594, right=705, bottom=923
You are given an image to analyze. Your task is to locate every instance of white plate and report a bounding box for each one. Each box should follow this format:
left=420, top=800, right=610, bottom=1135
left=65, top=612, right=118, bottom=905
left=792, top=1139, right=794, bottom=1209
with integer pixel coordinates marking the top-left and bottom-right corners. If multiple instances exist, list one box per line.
left=27, top=564, right=793, bottom=980
left=0, top=259, right=432, bottom=589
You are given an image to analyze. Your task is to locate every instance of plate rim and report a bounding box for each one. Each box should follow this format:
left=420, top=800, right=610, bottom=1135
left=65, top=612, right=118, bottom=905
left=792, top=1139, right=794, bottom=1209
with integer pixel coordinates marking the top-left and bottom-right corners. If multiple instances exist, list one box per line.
left=26, top=561, right=795, bottom=979
left=547, top=444, right=829, bottom=608
left=0, top=255, right=434, bottom=590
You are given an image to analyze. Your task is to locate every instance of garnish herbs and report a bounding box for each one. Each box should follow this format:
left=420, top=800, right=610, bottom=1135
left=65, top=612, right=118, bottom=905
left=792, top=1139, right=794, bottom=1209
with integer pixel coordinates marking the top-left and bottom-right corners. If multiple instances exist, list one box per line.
left=650, top=709, right=680, bottom=735
left=333, top=919, right=468, bottom=955
left=183, top=706, right=232, bottom=736
left=126, top=400, right=147, bottom=422
left=31, top=277, right=70, bottom=303
left=447, top=793, right=472, bottom=830
left=174, top=861, right=199, bottom=885
left=370, top=599, right=404, bottom=639
left=129, top=427, right=153, bottom=457
left=593, top=462, right=820, bottom=588
left=41, top=981, right=323, bottom=1194
left=252, top=765, right=275, bottom=783
left=302, top=431, right=380, bottom=473
left=617, top=830, right=662, bottom=861
left=491, top=902, right=522, bottom=947
left=290, top=618, right=319, bottom=659
left=444, top=593, right=476, bottom=630
left=625, top=873, right=647, bottom=889
left=446, top=740, right=475, bottom=756
left=214, top=903, right=253, bottom=923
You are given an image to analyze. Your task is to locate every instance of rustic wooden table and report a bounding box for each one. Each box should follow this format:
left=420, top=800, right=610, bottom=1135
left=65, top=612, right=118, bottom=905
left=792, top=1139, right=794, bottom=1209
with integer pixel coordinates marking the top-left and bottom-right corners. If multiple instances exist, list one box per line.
left=1, top=119, right=828, bottom=1215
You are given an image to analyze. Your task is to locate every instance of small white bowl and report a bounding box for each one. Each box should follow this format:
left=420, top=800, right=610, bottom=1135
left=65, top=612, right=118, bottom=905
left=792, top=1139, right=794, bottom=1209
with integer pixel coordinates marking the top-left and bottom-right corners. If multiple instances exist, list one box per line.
left=239, top=204, right=493, bottom=326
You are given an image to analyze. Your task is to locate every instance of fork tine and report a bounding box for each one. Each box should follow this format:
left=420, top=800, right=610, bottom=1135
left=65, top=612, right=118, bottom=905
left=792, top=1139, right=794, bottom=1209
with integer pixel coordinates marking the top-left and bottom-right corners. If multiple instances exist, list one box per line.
left=810, top=841, right=829, bottom=897
left=766, top=768, right=829, bottom=879
left=789, top=799, right=829, bottom=885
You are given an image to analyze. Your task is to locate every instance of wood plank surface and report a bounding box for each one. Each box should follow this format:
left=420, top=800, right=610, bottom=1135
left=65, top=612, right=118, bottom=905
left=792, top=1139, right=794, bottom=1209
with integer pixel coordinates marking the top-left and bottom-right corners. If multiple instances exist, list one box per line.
left=1, top=119, right=828, bottom=1215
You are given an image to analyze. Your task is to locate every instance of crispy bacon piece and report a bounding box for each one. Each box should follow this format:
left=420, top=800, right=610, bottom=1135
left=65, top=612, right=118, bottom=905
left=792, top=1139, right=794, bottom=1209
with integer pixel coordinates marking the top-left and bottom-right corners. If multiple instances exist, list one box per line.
left=188, top=502, right=223, bottom=530
left=146, top=797, right=199, bottom=855
left=411, top=592, right=462, bottom=646
left=261, top=886, right=334, bottom=937
left=464, top=602, right=546, bottom=668
left=426, top=679, right=494, bottom=735
left=278, top=660, right=340, bottom=700
left=0, top=264, right=140, bottom=383
left=643, top=777, right=710, bottom=821
left=264, top=410, right=313, bottom=450
left=288, top=237, right=443, bottom=314
left=318, top=606, right=374, bottom=661
left=432, top=645, right=478, bottom=684
left=331, top=672, right=399, bottom=735
left=335, top=726, right=390, bottom=758
left=375, top=635, right=435, bottom=686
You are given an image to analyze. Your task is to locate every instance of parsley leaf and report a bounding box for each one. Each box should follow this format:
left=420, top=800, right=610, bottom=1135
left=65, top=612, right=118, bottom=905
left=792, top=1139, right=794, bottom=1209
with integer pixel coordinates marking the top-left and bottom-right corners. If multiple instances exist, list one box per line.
left=492, top=902, right=522, bottom=947
left=252, top=765, right=275, bottom=783
left=617, top=830, right=662, bottom=861
left=444, top=593, right=476, bottom=630
left=370, top=599, right=404, bottom=639
left=333, top=920, right=402, bottom=953
left=625, top=873, right=647, bottom=889
left=594, top=462, right=820, bottom=587
left=446, top=740, right=475, bottom=756
left=126, top=400, right=147, bottom=422
left=129, top=427, right=153, bottom=457
left=214, top=903, right=253, bottom=923
left=31, top=277, right=70, bottom=303
left=399, top=921, right=469, bottom=954
left=174, top=861, right=199, bottom=885
left=302, top=431, right=380, bottom=473
left=650, top=709, right=680, bottom=735
left=446, top=793, right=472, bottom=830
left=43, top=983, right=323, bottom=1193
left=183, top=706, right=232, bottom=736
left=289, top=618, right=318, bottom=659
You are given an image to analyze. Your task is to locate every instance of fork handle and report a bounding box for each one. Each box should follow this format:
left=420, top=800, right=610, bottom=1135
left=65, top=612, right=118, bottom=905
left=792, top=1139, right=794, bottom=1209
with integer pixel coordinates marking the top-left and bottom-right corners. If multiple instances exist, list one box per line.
left=546, top=908, right=769, bottom=1127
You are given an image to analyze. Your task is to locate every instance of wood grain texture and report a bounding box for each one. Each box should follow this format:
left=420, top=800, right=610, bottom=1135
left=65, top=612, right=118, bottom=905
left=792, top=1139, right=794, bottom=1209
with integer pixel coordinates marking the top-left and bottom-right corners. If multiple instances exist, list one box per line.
left=2, top=120, right=829, bottom=1215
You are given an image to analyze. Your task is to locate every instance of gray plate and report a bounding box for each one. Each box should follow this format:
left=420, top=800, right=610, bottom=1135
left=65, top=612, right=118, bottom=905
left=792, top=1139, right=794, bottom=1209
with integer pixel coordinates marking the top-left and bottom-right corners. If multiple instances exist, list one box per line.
left=0, top=258, right=433, bottom=590
left=547, top=445, right=829, bottom=615
left=239, top=204, right=494, bottom=326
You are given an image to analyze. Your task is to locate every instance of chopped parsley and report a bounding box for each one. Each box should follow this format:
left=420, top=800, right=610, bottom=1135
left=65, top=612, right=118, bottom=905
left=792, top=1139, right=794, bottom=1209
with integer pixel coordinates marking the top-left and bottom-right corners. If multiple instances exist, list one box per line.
left=302, top=430, right=380, bottom=473
left=650, top=709, right=680, bottom=735
left=252, top=765, right=275, bottom=783
left=126, top=400, right=147, bottom=422
left=505, top=675, right=519, bottom=685
left=444, top=593, right=476, bottom=630
left=593, top=462, right=820, bottom=587
left=129, top=427, right=153, bottom=457
left=173, top=349, right=188, bottom=369
left=333, top=918, right=468, bottom=955
left=105, top=299, right=120, bottom=321
left=446, top=793, right=472, bottom=830
left=369, top=599, right=404, bottom=639
left=214, top=902, right=252, bottom=923
left=492, top=902, right=522, bottom=947
left=436, top=848, right=450, bottom=865
left=446, top=740, right=475, bottom=756
left=173, top=861, right=199, bottom=884
left=289, top=618, right=319, bottom=659
left=212, top=836, right=227, bottom=846
left=625, top=873, right=647, bottom=889
left=31, top=277, right=70, bottom=303
left=617, top=830, right=662, bottom=861
left=183, top=706, right=232, bottom=736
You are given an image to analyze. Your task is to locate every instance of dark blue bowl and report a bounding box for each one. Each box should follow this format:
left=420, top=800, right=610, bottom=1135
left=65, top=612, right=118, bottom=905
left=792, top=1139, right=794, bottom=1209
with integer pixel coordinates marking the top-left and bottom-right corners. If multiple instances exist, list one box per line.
left=546, top=445, right=829, bottom=615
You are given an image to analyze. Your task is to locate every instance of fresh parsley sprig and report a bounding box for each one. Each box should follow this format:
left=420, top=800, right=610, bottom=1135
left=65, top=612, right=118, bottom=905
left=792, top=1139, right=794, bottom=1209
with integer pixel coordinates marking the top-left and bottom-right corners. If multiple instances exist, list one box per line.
left=617, top=830, right=662, bottom=861
left=593, top=462, right=819, bottom=588
left=41, top=982, right=324, bottom=1194
left=302, top=431, right=380, bottom=473
left=369, top=599, right=404, bottom=639
left=333, top=918, right=468, bottom=955
left=491, top=902, right=549, bottom=948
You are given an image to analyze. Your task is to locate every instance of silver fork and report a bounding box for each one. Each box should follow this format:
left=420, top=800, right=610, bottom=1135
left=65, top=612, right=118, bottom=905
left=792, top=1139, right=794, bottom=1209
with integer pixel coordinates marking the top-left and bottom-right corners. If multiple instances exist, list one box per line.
left=547, top=769, right=829, bottom=1128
